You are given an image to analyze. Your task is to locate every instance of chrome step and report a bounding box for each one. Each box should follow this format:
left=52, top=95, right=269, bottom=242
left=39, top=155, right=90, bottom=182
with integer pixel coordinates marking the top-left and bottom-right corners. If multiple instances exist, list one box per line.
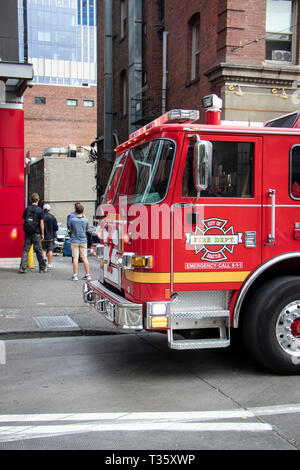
left=168, top=336, right=230, bottom=350
left=168, top=309, right=230, bottom=350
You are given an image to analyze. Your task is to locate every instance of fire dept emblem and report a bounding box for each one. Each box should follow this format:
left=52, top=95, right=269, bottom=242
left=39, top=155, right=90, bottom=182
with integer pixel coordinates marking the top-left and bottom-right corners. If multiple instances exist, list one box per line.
left=185, top=218, right=243, bottom=262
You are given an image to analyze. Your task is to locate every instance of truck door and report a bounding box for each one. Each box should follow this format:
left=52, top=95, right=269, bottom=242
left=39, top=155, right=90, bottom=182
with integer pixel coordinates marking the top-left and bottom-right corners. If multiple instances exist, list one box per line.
left=172, top=134, right=263, bottom=293
left=262, top=137, right=300, bottom=261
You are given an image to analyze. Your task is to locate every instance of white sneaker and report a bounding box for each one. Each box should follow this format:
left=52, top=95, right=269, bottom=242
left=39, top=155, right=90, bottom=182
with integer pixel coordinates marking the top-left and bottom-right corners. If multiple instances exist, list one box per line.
left=47, top=264, right=53, bottom=268
left=83, top=274, right=92, bottom=281
left=72, top=274, right=78, bottom=281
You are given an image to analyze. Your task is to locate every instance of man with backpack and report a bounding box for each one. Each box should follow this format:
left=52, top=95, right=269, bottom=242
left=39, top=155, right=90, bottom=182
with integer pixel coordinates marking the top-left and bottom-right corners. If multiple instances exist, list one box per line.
left=42, top=204, right=58, bottom=269
left=19, top=193, right=47, bottom=274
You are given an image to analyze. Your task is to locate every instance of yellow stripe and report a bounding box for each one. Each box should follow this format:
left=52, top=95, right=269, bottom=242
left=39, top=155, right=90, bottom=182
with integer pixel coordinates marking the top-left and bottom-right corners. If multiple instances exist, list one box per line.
left=174, top=271, right=250, bottom=284
left=125, top=271, right=250, bottom=284
left=125, top=271, right=171, bottom=284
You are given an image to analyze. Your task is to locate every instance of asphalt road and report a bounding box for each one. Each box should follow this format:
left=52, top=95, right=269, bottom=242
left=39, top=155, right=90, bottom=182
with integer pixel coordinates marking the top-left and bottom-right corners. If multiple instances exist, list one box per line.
left=0, top=332, right=299, bottom=452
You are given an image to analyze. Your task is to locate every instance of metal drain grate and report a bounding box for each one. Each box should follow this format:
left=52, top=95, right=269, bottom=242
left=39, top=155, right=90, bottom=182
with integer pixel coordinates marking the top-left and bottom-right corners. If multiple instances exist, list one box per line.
left=33, top=315, right=79, bottom=329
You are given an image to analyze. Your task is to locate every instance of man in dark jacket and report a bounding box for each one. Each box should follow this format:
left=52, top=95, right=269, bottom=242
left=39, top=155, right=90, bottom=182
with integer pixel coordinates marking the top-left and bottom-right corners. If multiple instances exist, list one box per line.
left=42, top=204, right=59, bottom=268
left=19, top=193, right=47, bottom=273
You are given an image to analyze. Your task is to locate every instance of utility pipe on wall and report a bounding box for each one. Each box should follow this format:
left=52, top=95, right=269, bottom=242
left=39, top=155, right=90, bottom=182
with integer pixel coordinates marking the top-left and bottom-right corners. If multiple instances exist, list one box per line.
left=162, top=31, right=169, bottom=115
left=103, top=0, right=113, bottom=162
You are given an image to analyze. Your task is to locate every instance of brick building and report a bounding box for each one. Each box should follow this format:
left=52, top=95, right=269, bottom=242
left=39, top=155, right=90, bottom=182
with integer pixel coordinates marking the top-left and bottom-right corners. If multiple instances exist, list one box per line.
left=18, top=0, right=98, bottom=160
left=23, top=84, right=97, bottom=158
left=97, top=0, right=300, bottom=196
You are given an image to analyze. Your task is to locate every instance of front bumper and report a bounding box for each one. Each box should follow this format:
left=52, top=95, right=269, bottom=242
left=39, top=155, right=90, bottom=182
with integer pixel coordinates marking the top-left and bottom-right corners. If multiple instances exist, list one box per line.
left=83, top=280, right=143, bottom=329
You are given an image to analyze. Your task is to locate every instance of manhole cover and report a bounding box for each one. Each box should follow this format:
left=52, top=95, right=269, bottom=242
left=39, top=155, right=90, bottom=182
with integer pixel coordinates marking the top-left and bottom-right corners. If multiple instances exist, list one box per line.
left=33, top=315, right=79, bottom=329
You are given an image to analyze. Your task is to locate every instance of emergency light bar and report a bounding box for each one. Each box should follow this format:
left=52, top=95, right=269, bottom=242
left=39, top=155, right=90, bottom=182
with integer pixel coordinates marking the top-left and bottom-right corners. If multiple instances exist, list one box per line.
left=129, top=109, right=199, bottom=140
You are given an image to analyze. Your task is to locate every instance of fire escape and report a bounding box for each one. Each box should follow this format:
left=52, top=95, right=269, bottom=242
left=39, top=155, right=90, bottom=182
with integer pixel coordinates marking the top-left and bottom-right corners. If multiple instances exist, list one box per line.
left=131, top=88, right=164, bottom=126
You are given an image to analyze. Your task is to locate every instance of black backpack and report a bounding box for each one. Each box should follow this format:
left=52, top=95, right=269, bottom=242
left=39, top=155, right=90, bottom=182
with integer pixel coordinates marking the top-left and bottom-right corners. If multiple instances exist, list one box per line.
left=23, top=206, right=39, bottom=234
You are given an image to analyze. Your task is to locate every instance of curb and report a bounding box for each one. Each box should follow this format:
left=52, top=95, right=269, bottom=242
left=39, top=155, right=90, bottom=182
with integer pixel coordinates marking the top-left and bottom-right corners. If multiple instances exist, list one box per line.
left=0, top=328, right=133, bottom=340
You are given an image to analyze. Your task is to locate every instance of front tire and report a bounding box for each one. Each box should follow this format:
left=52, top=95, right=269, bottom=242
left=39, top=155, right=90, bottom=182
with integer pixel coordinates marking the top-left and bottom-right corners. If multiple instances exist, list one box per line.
left=242, top=276, right=300, bottom=375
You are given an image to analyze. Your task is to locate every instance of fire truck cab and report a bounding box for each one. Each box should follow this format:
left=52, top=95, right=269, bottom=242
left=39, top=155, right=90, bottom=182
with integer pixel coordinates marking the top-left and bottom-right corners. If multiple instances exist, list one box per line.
left=83, top=95, right=300, bottom=374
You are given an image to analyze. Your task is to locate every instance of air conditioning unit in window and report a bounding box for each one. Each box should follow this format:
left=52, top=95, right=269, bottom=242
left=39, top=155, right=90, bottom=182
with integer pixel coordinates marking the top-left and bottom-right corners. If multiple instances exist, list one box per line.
left=272, top=50, right=291, bottom=62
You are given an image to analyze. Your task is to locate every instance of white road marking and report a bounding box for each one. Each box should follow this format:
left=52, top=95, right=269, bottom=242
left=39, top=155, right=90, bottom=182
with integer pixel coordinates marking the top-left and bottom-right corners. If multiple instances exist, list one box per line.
left=0, top=403, right=299, bottom=423
left=251, top=404, right=300, bottom=416
left=0, top=403, right=298, bottom=442
left=0, top=410, right=254, bottom=423
left=0, top=422, right=271, bottom=442
left=0, top=413, right=125, bottom=423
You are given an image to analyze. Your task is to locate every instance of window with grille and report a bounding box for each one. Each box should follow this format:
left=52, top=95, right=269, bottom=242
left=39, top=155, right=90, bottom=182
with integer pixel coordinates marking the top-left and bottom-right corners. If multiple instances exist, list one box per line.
left=266, top=0, right=295, bottom=62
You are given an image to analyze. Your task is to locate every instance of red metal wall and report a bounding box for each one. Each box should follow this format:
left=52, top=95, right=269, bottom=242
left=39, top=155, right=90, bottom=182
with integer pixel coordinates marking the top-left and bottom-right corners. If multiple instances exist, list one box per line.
left=0, top=108, right=25, bottom=258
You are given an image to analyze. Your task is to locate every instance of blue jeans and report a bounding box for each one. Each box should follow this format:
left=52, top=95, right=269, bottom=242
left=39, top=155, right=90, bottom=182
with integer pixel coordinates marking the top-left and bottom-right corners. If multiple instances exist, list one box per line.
left=20, top=233, right=47, bottom=271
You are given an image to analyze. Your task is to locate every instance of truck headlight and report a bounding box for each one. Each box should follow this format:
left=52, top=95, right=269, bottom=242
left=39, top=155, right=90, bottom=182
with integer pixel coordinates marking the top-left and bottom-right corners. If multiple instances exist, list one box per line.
left=131, top=255, right=153, bottom=269
left=146, top=302, right=170, bottom=329
left=151, top=316, right=168, bottom=328
left=152, top=303, right=167, bottom=315
left=121, top=253, right=153, bottom=269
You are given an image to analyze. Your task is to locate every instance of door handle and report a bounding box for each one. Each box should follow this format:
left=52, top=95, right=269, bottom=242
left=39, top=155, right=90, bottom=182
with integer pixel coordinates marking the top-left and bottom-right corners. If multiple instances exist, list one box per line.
left=267, top=189, right=276, bottom=245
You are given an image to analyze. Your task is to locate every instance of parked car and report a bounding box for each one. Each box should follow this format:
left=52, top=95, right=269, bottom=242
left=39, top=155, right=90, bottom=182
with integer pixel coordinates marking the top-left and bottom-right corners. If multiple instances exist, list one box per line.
left=88, top=227, right=100, bottom=257
left=54, top=227, right=69, bottom=253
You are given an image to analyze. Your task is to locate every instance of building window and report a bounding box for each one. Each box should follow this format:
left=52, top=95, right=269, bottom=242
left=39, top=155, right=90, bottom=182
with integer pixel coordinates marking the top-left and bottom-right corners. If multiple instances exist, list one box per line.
left=266, top=0, right=295, bottom=62
left=158, top=0, right=165, bottom=24
left=89, top=0, right=95, bottom=26
left=121, top=0, right=127, bottom=39
left=77, top=0, right=96, bottom=26
left=34, top=97, right=46, bottom=105
left=37, top=31, right=51, bottom=42
left=83, top=100, right=94, bottom=107
left=188, top=13, right=200, bottom=82
left=191, top=23, right=200, bottom=79
left=67, top=99, right=78, bottom=106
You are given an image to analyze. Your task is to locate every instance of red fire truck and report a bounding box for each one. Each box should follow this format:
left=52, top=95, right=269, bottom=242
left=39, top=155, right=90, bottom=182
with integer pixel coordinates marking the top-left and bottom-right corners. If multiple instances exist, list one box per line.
left=83, top=94, right=300, bottom=375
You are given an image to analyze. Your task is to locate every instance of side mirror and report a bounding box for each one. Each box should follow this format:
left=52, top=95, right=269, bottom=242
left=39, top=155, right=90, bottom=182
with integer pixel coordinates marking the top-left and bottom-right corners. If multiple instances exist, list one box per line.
left=194, top=139, right=212, bottom=193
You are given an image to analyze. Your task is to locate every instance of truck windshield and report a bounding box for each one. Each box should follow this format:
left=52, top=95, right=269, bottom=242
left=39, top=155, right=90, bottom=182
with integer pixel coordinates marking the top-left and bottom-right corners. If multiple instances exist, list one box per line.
left=105, top=139, right=176, bottom=205
left=103, top=152, right=126, bottom=204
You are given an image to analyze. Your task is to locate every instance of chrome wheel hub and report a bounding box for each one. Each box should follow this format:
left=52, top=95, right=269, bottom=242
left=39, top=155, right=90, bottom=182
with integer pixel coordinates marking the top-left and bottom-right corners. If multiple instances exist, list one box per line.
left=276, top=301, right=300, bottom=356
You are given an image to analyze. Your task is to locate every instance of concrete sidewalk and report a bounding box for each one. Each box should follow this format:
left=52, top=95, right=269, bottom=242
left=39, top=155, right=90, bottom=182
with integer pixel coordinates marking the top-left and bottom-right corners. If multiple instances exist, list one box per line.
left=0, top=254, right=130, bottom=339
